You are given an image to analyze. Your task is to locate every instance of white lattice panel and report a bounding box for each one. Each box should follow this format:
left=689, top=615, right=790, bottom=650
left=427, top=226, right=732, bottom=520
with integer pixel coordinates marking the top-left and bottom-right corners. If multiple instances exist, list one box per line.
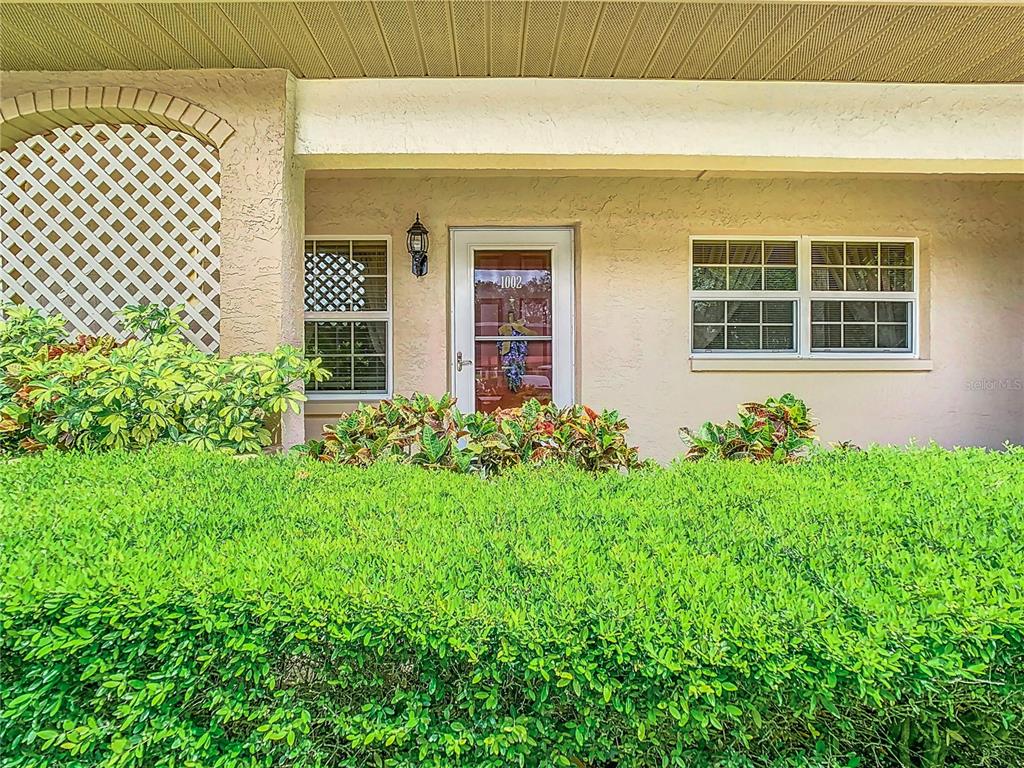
left=0, top=123, right=221, bottom=351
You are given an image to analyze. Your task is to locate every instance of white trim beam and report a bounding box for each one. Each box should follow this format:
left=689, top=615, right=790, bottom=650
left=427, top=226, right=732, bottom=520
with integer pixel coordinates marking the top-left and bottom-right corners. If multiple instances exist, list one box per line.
left=296, top=79, right=1024, bottom=175
left=3, top=1, right=1019, bottom=5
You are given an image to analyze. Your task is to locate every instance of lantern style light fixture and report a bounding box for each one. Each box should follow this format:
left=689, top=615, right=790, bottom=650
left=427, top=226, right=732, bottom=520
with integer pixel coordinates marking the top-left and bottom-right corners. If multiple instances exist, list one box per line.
left=407, top=213, right=429, bottom=277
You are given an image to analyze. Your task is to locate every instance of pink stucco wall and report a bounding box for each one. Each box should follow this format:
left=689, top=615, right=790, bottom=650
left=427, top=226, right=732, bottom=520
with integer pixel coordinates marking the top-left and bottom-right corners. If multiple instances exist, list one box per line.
left=305, top=174, right=1023, bottom=461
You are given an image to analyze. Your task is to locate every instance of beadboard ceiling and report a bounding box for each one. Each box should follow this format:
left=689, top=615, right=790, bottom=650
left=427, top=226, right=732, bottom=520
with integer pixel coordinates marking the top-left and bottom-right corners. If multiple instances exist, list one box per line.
left=1, top=1, right=1022, bottom=83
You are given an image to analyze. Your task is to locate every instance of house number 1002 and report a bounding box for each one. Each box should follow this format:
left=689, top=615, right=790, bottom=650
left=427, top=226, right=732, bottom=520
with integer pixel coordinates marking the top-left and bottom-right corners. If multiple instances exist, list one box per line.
left=500, top=275, right=524, bottom=289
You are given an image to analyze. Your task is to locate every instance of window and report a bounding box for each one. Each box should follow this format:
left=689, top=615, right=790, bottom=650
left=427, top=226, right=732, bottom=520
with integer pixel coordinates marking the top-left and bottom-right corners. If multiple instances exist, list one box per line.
left=691, top=237, right=917, bottom=356
left=807, top=240, right=914, bottom=353
left=303, top=238, right=391, bottom=395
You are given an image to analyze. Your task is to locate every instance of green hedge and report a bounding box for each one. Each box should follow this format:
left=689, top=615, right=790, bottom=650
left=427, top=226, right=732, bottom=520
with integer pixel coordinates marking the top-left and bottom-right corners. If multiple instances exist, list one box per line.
left=1, top=447, right=1022, bottom=767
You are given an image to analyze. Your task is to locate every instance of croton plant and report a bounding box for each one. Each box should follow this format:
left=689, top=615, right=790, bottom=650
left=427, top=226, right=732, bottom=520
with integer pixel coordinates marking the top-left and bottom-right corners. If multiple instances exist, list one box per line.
left=680, top=393, right=817, bottom=463
left=307, top=393, right=644, bottom=474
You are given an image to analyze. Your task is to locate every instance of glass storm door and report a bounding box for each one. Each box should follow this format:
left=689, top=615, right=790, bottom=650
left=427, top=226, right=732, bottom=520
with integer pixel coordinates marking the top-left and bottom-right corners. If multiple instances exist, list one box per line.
left=451, top=228, right=574, bottom=413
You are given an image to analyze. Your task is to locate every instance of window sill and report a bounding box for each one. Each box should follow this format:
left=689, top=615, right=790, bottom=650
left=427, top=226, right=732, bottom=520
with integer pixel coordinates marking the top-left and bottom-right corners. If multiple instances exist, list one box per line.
left=304, top=394, right=389, bottom=416
left=690, top=357, right=933, bottom=372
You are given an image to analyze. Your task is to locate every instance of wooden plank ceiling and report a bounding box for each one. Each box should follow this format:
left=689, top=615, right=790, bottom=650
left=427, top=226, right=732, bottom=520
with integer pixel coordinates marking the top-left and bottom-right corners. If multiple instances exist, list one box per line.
left=1, top=1, right=1022, bottom=83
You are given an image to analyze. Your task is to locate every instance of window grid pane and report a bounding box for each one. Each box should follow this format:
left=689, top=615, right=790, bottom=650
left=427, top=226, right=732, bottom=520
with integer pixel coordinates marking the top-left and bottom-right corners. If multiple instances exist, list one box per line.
left=692, top=300, right=796, bottom=353
left=810, top=301, right=912, bottom=352
left=305, top=239, right=388, bottom=312
left=305, top=319, right=388, bottom=393
left=811, top=241, right=914, bottom=293
left=692, top=239, right=798, bottom=293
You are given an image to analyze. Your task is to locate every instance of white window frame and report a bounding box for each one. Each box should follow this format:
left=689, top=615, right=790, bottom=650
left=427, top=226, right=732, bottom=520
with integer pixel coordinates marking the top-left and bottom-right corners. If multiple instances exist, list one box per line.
left=303, top=235, right=393, bottom=400
left=690, top=235, right=920, bottom=360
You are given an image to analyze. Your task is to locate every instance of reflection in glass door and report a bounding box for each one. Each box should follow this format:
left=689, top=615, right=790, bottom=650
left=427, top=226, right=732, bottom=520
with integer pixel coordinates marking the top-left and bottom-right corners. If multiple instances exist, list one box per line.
left=473, top=250, right=553, bottom=412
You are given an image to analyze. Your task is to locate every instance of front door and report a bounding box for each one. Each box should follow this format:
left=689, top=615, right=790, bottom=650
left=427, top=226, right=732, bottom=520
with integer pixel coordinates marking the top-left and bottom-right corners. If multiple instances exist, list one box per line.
left=451, top=227, right=574, bottom=413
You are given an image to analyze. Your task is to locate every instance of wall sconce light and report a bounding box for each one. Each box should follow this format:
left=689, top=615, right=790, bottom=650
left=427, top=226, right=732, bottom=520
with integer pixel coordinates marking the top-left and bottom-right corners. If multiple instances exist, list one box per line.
left=407, top=213, right=429, bottom=277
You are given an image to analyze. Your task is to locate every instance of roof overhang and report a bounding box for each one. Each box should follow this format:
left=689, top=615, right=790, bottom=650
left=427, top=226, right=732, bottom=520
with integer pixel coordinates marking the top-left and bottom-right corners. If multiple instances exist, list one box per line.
left=2, top=1, right=1022, bottom=83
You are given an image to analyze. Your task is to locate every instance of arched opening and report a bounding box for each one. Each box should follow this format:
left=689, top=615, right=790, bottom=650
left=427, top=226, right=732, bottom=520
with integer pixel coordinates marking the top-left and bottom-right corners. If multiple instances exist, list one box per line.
left=0, top=87, right=234, bottom=153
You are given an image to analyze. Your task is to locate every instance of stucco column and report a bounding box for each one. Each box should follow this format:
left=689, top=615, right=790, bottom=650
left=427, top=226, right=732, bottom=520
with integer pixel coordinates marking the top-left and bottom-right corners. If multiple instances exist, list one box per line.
left=216, top=71, right=305, bottom=448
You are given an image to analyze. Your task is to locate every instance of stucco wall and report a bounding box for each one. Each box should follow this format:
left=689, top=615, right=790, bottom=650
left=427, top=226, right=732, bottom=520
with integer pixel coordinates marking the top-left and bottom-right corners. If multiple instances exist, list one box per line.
left=306, top=174, right=1024, bottom=461
left=0, top=69, right=301, bottom=359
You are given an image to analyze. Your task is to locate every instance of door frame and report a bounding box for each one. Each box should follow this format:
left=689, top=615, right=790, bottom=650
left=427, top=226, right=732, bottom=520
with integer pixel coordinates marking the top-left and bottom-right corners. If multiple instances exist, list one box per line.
left=449, top=226, right=575, bottom=412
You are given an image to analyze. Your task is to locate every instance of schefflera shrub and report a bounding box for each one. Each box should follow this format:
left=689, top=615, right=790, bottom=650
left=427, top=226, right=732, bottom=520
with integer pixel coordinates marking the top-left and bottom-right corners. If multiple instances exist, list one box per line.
left=2, top=446, right=1023, bottom=767
left=0, top=305, right=327, bottom=454
left=310, top=392, right=644, bottom=473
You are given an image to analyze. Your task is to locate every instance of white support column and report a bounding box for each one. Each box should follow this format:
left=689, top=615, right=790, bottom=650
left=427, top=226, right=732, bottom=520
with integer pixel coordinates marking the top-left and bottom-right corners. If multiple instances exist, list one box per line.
left=278, top=75, right=306, bottom=450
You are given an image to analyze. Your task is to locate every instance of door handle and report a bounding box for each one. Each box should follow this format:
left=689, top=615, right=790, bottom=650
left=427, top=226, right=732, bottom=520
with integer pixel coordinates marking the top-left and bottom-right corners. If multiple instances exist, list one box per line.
left=456, top=351, right=473, bottom=372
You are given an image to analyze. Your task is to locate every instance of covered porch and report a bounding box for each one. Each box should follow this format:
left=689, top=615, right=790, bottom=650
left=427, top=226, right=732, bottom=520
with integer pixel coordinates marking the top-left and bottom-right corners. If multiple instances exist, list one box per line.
left=2, top=2, right=1022, bottom=458
left=297, top=77, right=1024, bottom=457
